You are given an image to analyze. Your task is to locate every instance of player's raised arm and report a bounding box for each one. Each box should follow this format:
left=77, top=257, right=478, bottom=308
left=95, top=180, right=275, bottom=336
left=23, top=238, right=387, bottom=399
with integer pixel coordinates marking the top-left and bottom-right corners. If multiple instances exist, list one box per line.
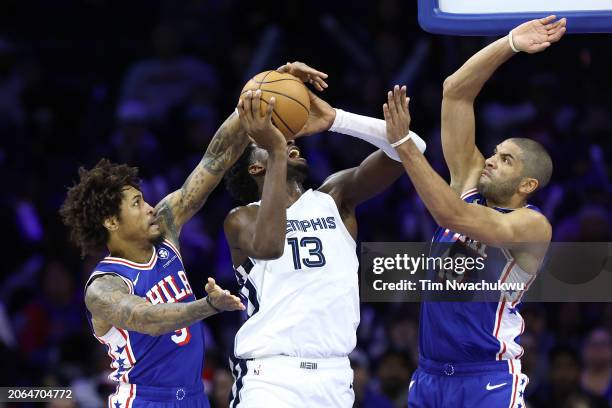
left=224, top=91, right=288, bottom=260
left=154, top=112, right=250, bottom=245
left=386, top=86, right=551, bottom=252
left=442, top=15, right=566, bottom=194
left=85, top=275, right=244, bottom=336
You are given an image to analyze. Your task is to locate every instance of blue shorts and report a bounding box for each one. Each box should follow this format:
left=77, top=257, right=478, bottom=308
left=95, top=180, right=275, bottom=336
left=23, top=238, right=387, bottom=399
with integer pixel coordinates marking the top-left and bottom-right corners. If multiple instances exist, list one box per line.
left=408, top=358, right=529, bottom=408
left=108, top=382, right=210, bottom=408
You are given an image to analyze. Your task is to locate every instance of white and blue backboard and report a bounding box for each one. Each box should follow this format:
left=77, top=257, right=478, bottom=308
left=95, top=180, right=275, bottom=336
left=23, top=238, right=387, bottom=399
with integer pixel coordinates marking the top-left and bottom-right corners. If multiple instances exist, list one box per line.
left=418, top=0, right=612, bottom=35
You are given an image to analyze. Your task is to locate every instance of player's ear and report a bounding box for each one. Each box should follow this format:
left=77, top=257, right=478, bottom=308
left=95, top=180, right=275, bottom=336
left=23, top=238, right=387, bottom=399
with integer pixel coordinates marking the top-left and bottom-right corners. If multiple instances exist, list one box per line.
left=248, top=162, right=265, bottom=176
left=519, top=177, right=539, bottom=195
left=103, top=216, right=120, bottom=231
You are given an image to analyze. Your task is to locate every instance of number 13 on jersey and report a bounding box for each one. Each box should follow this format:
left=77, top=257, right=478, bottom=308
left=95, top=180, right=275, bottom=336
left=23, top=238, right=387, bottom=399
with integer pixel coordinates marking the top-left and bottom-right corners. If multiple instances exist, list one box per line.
left=287, top=237, right=326, bottom=269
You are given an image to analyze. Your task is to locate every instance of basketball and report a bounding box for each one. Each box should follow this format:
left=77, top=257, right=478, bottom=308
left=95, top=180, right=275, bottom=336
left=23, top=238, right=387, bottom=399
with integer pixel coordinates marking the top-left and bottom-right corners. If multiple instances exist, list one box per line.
left=241, top=71, right=311, bottom=139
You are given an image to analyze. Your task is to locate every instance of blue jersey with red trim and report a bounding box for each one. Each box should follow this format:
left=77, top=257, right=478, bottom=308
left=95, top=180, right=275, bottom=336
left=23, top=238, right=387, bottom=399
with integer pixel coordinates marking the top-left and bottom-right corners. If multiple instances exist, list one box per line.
left=85, top=239, right=205, bottom=388
left=420, top=188, right=540, bottom=364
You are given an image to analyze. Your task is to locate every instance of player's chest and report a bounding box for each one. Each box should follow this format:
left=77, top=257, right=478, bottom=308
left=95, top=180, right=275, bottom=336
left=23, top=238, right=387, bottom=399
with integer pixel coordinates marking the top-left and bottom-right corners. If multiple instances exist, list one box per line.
left=133, top=263, right=195, bottom=304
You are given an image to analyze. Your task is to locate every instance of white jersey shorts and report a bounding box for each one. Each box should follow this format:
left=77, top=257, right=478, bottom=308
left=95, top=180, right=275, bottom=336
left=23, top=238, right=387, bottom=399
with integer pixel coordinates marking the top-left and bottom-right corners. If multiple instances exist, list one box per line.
left=229, top=355, right=354, bottom=407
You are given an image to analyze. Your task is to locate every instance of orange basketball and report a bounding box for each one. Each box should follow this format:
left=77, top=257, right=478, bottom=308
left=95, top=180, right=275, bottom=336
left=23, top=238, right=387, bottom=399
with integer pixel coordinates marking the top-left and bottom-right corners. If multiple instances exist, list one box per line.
left=241, top=71, right=310, bottom=139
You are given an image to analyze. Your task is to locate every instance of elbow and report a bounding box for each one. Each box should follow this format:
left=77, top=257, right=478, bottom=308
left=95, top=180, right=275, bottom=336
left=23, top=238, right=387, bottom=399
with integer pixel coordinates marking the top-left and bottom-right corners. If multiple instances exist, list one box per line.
left=442, top=75, right=460, bottom=98
left=442, top=75, right=474, bottom=101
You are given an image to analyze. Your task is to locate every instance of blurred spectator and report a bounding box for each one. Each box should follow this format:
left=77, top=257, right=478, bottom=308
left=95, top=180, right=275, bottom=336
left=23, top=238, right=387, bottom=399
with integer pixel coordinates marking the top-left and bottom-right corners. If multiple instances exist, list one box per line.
left=0, top=37, right=25, bottom=128
left=581, top=328, right=612, bottom=404
left=350, top=349, right=395, bottom=408
left=119, top=23, right=219, bottom=122
left=13, top=260, right=82, bottom=368
left=529, top=346, right=609, bottom=408
left=376, top=350, right=414, bottom=408
left=210, top=368, right=233, bottom=408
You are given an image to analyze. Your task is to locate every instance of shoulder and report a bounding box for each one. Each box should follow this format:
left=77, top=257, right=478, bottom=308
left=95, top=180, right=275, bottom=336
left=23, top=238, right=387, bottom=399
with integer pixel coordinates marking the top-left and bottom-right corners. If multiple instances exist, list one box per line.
left=224, top=206, right=259, bottom=233
left=85, top=273, right=131, bottom=306
left=508, top=207, right=552, bottom=240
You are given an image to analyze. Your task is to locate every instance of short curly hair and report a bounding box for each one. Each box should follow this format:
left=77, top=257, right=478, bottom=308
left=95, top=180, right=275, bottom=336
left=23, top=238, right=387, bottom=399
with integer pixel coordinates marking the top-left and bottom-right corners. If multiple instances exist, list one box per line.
left=59, top=158, right=141, bottom=257
left=224, top=143, right=260, bottom=204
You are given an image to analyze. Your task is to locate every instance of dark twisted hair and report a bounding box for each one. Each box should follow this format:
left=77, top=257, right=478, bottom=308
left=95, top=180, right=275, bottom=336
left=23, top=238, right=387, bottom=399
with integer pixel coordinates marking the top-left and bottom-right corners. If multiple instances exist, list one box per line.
left=224, top=143, right=260, bottom=204
left=59, top=158, right=141, bottom=257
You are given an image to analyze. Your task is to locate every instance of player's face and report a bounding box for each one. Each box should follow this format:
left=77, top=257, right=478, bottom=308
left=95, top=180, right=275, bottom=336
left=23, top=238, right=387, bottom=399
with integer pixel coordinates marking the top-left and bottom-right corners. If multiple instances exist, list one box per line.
left=116, top=186, right=162, bottom=243
left=478, top=140, right=524, bottom=203
left=249, top=140, right=309, bottom=181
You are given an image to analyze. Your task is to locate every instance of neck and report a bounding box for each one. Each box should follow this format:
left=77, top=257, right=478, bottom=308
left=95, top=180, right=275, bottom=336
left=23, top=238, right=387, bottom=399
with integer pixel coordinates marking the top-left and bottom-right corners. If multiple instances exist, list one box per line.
left=107, top=238, right=153, bottom=263
left=285, top=180, right=305, bottom=207
left=255, top=179, right=305, bottom=207
left=486, top=195, right=526, bottom=210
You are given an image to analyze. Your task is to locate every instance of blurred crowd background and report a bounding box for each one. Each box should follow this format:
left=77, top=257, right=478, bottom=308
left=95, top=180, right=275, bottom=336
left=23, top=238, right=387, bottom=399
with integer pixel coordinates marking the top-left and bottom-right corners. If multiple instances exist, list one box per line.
left=1, top=1, right=611, bottom=407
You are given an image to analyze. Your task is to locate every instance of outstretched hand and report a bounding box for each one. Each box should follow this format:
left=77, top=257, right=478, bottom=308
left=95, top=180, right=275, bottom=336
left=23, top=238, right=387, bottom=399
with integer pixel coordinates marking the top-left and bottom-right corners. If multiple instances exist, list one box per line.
left=383, top=85, right=411, bottom=145
left=511, top=15, right=567, bottom=54
left=277, top=61, right=329, bottom=92
left=237, top=90, right=286, bottom=151
left=205, top=278, right=244, bottom=312
left=294, top=90, right=336, bottom=138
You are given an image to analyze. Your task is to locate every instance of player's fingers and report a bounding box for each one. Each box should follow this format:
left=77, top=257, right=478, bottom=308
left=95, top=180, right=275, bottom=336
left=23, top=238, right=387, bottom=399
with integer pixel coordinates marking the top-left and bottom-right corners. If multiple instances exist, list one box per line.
left=386, top=91, right=396, bottom=121
left=252, top=90, right=261, bottom=119
left=549, top=27, right=566, bottom=42
left=400, top=86, right=408, bottom=114
left=237, top=98, right=247, bottom=121
left=243, top=90, right=253, bottom=120
left=539, top=15, right=556, bottom=25
left=276, top=62, right=290, bottom=72
left=393, top=85, right=403, bottom=116
left=266, top=97, right=276, bottom=123
left=314, top=77, right=328, bottom=91
left=383, top=102, right=394, bottom=127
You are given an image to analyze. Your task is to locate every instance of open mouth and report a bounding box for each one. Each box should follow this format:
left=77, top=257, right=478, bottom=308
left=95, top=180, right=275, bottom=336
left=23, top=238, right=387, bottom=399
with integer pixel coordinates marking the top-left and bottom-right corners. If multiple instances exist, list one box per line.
left=288, top=146, right=301, bottom=159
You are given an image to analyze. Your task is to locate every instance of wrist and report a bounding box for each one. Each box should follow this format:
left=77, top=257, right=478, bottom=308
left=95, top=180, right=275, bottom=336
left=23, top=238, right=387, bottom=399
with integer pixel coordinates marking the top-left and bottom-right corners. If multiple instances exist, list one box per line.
left=508, top=30, right=520, bottom=53
left=325, top=108, right=336, bottom=131
left=267, top=145, right=287, bottom=158
left=329, top=108, right=344, bottom=132
left=206, top=296, right=222, bottom=313
left=391, top=132, right=412, bottom=148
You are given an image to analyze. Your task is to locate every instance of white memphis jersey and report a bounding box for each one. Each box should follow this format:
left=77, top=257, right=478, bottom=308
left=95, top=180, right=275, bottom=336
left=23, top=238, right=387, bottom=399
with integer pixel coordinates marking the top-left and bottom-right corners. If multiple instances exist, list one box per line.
left=233, top=189, right=360, bottom=359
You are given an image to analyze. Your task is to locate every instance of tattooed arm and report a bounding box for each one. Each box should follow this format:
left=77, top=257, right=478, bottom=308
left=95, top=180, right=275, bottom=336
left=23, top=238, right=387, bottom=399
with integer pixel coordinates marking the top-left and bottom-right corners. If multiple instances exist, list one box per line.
left=155, top=112, right=249, bottom=245
left=85, top=275, right=244, bottom=336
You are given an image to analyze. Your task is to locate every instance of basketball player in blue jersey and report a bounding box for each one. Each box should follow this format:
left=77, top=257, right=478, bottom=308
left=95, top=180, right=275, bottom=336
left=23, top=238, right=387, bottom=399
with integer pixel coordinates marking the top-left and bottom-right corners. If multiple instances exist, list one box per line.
left=382, top=16, right=566, bottom=408
left=59, top=111, right=251, bottom=408
left=222, top=62, right=427, bottom=407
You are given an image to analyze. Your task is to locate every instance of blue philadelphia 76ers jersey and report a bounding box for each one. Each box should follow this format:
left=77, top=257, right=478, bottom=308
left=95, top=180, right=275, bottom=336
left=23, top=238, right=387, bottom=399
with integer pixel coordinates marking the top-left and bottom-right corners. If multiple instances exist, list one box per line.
left=420, top=188, right=540, bottom=366
left=85, top=239, right=205, bottom=391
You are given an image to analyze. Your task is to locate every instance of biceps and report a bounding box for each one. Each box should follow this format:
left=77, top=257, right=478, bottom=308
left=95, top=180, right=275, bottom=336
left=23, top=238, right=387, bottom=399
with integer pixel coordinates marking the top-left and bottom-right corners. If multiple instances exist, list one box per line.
left=456, top=211, right=526, bottom=245
left=442, top=99, right=485, bottom=185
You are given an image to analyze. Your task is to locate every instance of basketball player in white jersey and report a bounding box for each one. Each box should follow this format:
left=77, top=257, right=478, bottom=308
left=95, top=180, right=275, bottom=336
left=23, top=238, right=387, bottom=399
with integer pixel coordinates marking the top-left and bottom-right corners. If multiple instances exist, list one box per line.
left=382, top=16, right=565, bottom=407
left=223, top=63, right=427, bottom=407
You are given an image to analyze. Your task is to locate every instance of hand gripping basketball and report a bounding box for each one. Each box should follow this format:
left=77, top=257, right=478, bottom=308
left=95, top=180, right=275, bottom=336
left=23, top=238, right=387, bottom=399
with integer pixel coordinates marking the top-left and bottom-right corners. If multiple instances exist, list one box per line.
left=237, top=90, right=286, bottom=152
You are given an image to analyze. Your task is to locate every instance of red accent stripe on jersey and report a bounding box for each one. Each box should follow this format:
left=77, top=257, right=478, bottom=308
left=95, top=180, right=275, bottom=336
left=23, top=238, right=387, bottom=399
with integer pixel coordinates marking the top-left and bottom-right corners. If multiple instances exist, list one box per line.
left=509, top=359, right=515, bottom=374
left=512, top=274, right=536, bottom=307
left=117, top=329, right=135, bottom=364
left=499, top=260, right=516, bottom=285
left=460, top=188, right=478, bottom=199
left=494, top=301, right=507, bottom=360
left=163, top=239, right=184, bottom=264
left=516, top=319, right=526, bottom=359
left=509, top=375, right=518, bottom=408
left=103, top=250, right=157, bottom=270
left=125, top=384, right=135, bottom=408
